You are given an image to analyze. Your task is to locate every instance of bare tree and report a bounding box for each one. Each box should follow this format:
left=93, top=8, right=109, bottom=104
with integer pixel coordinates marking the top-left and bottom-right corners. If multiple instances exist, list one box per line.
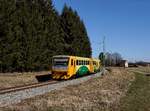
left=100, top=52, right=123, bottom=66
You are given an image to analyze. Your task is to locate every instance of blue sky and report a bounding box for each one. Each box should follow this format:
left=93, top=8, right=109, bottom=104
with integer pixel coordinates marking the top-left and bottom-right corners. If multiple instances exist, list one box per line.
left=53, top=0, right=150, bottom=62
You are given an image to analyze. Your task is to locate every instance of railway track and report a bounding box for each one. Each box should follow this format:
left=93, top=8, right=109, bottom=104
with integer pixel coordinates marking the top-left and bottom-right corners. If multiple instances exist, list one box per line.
left=0, top=70, right=104, bottom=107
left=0, top=80, right=58, bottom=94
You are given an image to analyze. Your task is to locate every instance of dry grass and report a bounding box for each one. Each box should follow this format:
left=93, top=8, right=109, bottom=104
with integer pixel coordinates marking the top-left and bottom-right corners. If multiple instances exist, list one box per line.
left=1, top=68, right=135, bottom=111
left=135, top=66, right=150, bottom=73
left=0, top=71, right=50, bottom=89
left=128, top=66, right=150, bottom=73
left=120, top=71, right=150, bottom=111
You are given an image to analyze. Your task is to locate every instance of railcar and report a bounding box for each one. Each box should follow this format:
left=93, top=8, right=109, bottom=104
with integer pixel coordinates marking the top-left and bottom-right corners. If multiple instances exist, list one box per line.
left=51, top=55, right=101, bottom=79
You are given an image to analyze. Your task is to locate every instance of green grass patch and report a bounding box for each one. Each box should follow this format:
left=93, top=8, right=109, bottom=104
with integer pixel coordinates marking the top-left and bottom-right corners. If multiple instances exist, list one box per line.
left=120, top=72, right=150, bottom=111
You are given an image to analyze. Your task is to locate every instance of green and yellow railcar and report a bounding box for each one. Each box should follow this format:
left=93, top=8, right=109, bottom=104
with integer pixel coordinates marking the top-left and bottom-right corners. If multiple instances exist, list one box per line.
left=51, top=55, right=101, bottom=79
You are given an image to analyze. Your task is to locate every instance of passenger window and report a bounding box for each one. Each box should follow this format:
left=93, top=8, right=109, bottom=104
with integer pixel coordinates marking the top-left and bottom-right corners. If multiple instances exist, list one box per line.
left=79, top=60, right=81, bottom=65
left=87, top=61, right=89, bottom=65
left=74, top=61, right=76, bottom=66
left=76, top=60, right=78, bottom=65
left=71, top=59, right=73, bottom=66
left=80, top=60, right=82, bottom=65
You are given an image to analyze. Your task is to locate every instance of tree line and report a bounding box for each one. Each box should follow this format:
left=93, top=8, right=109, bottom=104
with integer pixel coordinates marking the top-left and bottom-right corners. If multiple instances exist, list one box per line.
left=0, top=0, right=92, bottom=72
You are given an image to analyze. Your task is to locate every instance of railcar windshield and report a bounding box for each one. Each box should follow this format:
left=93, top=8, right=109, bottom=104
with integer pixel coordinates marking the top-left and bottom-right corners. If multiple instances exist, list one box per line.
left=53, top=57, right=69, bottom=66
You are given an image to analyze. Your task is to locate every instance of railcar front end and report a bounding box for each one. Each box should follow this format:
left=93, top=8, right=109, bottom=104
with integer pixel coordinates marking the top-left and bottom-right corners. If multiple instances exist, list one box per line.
left=52, top=56, right=71, bottom=79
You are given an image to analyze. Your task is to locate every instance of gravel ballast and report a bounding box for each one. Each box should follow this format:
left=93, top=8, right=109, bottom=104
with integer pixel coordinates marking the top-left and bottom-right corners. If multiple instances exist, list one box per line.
left=0, top=70, right=104, bottom=107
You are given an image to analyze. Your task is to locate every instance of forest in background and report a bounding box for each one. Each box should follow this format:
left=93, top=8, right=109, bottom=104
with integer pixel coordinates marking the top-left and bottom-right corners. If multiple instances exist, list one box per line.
left=0, top=0, right=92, bottom=72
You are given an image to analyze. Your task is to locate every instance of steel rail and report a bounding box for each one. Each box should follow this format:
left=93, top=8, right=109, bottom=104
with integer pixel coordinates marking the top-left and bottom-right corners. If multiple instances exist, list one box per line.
left=0, top=80, right=58, bottom=94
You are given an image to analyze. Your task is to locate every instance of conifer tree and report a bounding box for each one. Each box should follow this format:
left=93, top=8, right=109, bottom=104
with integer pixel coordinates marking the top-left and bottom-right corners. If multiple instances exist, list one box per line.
left=61, top=5, right=92, bottom=57
left=0, top=0, right=65, bottom=72
left=0, top=1, right=92, bottom=72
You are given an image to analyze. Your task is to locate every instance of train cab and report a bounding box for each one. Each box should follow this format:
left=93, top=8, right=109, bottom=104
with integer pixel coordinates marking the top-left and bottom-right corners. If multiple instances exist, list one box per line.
left=52, top=55, right=71, bottom=79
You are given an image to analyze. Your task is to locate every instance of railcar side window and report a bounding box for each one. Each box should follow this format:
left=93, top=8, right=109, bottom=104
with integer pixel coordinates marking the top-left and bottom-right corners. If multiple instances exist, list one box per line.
left=71, top=59, right=73, bottom=66
left=79, top=60, right=81, bottom=65
left=76, top=60, right=79, bottom=65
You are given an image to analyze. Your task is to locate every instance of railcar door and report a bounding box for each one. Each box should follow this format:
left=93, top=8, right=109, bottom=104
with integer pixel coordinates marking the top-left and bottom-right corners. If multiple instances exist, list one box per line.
left=90, top=59, right=94, bottom=73
left=68, top=58, right=75, bottom=76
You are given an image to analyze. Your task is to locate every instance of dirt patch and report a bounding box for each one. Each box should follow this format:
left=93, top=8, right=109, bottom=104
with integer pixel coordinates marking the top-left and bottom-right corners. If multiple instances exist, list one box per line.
left=1, top=68, right=135, bottom=111
left=0, top=71, right=50, bottom=89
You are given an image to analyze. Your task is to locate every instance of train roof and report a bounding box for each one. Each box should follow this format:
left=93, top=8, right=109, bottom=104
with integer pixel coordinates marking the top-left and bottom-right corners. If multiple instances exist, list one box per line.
left=52, top=55, right=70, bottom=58
left=52, top=55, right=100, bottom=61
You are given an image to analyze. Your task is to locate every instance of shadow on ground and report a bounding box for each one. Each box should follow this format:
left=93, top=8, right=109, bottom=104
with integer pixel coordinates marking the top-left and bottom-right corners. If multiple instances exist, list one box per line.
left=36, top=74, right=52, bottom=82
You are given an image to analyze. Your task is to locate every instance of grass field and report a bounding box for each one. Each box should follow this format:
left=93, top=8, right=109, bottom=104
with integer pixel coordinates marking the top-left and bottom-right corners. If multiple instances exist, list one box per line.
left=1, top=67, right=150, bottom=111
left=120, top=71, right=150, bottom=111
left=129, top=66, right=150, bottom=73
left=0, top=71, right=50, bottom=89
left=1, top=68, right=134, bottom=111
